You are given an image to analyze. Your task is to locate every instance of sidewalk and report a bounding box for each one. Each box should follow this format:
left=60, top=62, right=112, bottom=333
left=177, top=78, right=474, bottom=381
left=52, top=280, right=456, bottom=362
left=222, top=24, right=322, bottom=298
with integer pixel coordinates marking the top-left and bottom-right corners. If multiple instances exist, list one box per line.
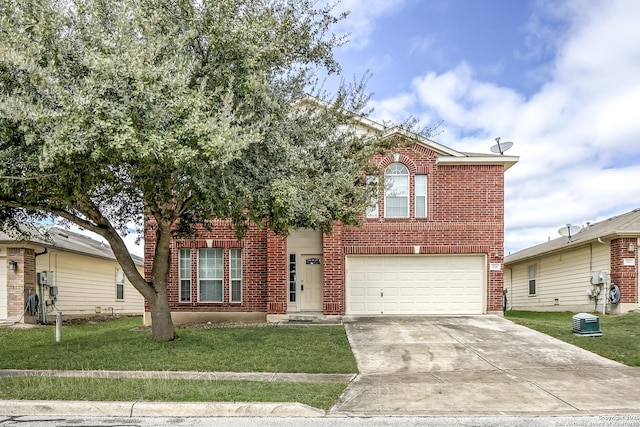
left=0, top=369, right=354, bottom=417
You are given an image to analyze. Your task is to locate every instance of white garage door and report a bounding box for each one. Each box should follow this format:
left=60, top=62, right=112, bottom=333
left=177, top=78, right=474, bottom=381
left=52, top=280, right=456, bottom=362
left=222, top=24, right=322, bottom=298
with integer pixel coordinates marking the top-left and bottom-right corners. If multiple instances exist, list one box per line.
left=346, top=255, right=485, bottom=315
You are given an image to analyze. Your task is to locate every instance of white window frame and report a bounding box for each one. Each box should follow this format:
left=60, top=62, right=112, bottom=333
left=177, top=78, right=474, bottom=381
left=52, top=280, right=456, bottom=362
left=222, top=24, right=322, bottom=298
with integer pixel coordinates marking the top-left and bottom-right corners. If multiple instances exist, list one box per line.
left=365, top=175, right=379, bottom=218
left=528, top=264, right=537, bottom=295
left=198, top=248, right=223, bottom=302
left=115, top=268, right=125, bottom=301
left=230, top=248, right=242, bottom=303
left=415, top=174, right=428, bottom=218
left=179, top=248, right=191, bottom=303
left=384, top=163, right=409, bottom=218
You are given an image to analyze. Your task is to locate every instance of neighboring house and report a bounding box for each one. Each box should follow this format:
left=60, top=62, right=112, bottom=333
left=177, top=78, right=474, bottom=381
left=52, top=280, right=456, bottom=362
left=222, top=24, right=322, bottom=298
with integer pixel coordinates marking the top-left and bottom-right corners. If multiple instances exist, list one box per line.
left=144, top=124, right=519, bottom=325
left=0, top=227, right=144, bottom=324
left=504, top=208, right=640, bottom=314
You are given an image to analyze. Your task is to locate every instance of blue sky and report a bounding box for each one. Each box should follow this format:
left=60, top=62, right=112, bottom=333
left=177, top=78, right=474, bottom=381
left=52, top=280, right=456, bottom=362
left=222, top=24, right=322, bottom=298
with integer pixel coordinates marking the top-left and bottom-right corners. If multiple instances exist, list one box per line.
left=76, top=0, right=640, bottom=257
left=328, top=0, right=640, bottom=255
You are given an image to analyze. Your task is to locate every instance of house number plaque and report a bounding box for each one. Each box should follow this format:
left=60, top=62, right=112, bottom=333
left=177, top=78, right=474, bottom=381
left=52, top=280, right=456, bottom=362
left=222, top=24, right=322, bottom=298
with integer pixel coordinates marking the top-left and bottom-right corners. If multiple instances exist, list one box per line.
left=305, top=258, right=321, bottom=265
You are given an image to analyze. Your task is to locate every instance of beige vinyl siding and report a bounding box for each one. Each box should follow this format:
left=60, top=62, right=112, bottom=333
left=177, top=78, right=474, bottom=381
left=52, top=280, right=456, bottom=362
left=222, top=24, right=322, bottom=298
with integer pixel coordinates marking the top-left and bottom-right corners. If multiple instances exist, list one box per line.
left=0, top=255, right=7, bottom=320
left=36, top=251, right=144, bottom=317
left=508, top=243, right=610, bottom=312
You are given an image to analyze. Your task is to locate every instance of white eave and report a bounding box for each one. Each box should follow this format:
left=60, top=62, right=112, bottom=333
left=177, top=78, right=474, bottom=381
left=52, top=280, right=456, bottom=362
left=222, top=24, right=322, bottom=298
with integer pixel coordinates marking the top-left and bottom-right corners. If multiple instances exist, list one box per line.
left=436, top=154, right=520, bottom=171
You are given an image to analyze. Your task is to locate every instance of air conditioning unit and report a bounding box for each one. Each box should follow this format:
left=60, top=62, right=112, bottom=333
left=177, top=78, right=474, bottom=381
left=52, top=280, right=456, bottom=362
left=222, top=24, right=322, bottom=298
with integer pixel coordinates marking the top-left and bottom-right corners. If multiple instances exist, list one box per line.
left=572, top=313, right=602, bottom=337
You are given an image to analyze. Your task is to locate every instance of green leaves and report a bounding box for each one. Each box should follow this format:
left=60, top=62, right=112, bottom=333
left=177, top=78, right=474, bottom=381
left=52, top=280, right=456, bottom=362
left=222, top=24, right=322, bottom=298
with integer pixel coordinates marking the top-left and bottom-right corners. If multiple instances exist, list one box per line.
left=0, top=0, right=398, bottom=339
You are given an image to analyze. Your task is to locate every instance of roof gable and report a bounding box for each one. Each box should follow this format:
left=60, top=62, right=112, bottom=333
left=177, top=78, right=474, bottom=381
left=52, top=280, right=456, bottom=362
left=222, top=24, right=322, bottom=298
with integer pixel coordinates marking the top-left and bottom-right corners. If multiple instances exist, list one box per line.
left=380, top=127, right=519, bottom=171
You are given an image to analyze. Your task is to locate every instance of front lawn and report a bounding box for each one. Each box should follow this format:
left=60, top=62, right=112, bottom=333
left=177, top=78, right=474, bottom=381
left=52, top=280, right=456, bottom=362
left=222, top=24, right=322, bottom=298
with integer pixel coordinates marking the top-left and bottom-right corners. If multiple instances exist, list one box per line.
left=506, top=310, right=640, bottom=366
left=0, top=317, right=357, bottom=373
left=0, top=377, right=345, bottom=410
left=0, top=317, right=356, bottom=408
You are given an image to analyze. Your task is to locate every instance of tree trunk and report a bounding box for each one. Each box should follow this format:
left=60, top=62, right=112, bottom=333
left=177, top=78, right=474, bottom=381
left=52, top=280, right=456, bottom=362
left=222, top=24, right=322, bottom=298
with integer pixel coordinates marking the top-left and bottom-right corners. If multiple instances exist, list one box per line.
left=148, top=289, right=176, bottom=341
left=148, top=217, right=176, bottom=341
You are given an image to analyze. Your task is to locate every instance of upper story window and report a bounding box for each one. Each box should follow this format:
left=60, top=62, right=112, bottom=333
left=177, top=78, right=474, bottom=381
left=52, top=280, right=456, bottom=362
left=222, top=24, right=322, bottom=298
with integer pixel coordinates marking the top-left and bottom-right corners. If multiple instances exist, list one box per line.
left=384, top=163, right=409, bottom=218
left=365, top=175, right=379, bottom=218
left=415, top=174, right=427, bottom=218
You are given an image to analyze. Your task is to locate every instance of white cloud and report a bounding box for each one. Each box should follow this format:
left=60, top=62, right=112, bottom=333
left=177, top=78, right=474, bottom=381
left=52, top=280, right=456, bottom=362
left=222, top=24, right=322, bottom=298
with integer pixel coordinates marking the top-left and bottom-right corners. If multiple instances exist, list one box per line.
left=373, top=0, right=640, bottom=253
left=332, top=0, right=407, bottom=49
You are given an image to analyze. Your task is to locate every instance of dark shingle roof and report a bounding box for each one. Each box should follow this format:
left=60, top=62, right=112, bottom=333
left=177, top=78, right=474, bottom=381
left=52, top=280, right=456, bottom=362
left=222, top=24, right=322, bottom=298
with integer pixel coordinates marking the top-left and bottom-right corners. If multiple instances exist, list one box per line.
left=0, top=226, right=143, bottom=266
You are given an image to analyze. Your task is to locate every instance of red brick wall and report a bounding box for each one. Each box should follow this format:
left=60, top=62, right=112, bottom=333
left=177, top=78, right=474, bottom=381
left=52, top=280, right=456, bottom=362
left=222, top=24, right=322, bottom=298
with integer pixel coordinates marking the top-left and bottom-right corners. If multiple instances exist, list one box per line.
left=610, top=238, right=638, bottom=304
left=148, top=142, right=507, bottom=315
left=323, top=224, right=344, bottom=314
left=145, top=220, right=270, bottom=314
left=346, top=144, right=505, bottom=312
left=7, top=248, right=36, bottom=317
left=266, top=230, right=287, bottom=314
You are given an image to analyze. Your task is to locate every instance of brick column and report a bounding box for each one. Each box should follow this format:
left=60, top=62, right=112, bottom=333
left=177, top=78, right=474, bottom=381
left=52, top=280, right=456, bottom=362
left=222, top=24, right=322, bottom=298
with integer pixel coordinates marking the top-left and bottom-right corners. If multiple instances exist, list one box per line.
left=610, top=238, right=638, bottom=304
left=7, top=248, right=36, bottom=319
left=323, top=223, right=344, bottom=315
left=266, top=231, right=287, bottom=314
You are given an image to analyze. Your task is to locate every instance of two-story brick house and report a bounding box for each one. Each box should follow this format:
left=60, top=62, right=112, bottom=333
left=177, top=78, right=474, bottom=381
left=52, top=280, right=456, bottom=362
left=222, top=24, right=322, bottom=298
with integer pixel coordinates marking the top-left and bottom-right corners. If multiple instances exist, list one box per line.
left=143, top=124, right=518, bottom=324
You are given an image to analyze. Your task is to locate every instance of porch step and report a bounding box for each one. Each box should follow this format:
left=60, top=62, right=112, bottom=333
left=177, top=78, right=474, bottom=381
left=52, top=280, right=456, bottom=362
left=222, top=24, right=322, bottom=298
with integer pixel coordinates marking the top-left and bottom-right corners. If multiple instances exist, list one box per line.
left=281, top=315, right=342, bottom=325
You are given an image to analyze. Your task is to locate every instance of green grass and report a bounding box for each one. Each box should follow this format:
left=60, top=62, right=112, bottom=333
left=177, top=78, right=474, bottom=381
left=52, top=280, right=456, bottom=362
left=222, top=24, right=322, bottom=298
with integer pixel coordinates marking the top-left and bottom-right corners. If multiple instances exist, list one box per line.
left=0, top=317, right=357, bottom=373
left=0, top=317, right=356, bottom=407
left=0, top=377, right=346, bottom=410
left=506, top=310, right=640, bottom=366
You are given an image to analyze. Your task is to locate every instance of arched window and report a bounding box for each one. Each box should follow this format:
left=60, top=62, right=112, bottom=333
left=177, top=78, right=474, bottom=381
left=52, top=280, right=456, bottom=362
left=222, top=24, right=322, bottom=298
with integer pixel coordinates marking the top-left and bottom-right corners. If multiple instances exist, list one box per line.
left=384, top=163, right=409, bottom=217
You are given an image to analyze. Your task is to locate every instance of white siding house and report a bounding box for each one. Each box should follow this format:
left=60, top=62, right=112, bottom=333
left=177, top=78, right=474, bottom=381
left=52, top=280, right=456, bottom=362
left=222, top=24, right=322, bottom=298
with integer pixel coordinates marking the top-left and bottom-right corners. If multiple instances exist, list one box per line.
left=505, top=209, right=640, bottom=314
left=0, top=227, right=144, bottom=324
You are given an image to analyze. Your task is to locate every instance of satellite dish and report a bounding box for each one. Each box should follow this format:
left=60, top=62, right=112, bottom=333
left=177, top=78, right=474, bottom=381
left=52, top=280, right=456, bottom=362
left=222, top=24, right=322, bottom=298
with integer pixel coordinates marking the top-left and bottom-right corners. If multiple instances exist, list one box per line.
left=490, top=137, right=513, bottom=155
left=558, top=223, right=581, bottom=241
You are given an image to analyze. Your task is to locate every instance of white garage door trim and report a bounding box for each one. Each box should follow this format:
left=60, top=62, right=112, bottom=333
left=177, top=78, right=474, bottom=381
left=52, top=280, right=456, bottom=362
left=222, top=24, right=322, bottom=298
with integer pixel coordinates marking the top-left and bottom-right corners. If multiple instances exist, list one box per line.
left=346, top=254, right=486, bottom=315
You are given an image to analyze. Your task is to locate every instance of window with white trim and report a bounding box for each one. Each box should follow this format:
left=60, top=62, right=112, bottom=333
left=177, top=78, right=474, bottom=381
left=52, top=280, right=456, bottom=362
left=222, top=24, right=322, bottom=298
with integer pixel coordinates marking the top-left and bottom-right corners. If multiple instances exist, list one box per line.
left=179, top=248, right=191, bottom=302
left=415, top=174, right=427, bottom=217
left=365, top=175, right=379, bottom=218
left=230, top=248, right=242, bottom=302
left=198, top=248, right=223, bottom=302
left=528, top=264, right=537, bottom=295
left=116, top=268, right=125, bottom=300
left=384, top=163, right=409, bottom=217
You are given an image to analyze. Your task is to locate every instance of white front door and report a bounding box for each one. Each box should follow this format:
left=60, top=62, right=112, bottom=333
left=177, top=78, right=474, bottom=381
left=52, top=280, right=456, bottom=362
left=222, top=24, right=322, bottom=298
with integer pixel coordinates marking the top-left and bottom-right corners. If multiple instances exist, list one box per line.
left=300, top=255, right=323, bottom=311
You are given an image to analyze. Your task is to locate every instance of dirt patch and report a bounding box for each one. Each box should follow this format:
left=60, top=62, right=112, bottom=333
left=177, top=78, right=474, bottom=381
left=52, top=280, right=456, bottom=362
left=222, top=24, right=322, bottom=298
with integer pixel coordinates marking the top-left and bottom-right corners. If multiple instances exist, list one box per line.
left=176, top=320, right=272, bottom=329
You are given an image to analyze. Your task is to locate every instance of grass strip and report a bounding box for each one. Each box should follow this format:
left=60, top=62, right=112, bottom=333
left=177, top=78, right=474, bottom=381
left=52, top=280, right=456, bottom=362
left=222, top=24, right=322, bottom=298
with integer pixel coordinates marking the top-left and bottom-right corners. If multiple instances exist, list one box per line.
left=0, top=317, right=357, bottom=374
left=0, top=377, right=347, bottom=410
left=506, top=311, right=640, bottom=366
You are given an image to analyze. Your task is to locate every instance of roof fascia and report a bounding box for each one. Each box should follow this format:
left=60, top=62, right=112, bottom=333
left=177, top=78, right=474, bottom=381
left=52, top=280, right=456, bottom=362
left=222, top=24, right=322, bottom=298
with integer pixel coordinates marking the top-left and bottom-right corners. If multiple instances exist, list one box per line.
left=437, top=155, right=520, bottom=171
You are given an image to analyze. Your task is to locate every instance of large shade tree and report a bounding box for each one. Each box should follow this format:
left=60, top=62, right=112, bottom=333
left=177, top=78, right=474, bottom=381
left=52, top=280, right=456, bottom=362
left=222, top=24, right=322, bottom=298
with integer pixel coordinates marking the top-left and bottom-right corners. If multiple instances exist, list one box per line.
left=0, top=0, right=398, bottom=340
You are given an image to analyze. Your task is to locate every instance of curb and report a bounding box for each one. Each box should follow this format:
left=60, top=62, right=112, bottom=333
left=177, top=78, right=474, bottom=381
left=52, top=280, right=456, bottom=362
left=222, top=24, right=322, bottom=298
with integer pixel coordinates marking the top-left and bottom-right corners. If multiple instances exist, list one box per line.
left=0, top=400, right=326, bottom=418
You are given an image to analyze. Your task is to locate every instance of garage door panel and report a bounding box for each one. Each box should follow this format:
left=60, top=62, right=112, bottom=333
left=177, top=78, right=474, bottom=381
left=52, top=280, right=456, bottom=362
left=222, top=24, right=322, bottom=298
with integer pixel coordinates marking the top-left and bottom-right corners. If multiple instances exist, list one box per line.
left=346, top=255, right=485, bottom=315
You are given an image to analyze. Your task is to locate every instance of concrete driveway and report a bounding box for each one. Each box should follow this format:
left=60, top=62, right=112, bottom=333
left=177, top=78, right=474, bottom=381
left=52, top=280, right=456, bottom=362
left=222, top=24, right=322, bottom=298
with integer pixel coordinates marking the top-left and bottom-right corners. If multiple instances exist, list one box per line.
left=331, top=316, right=640, bottom=415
